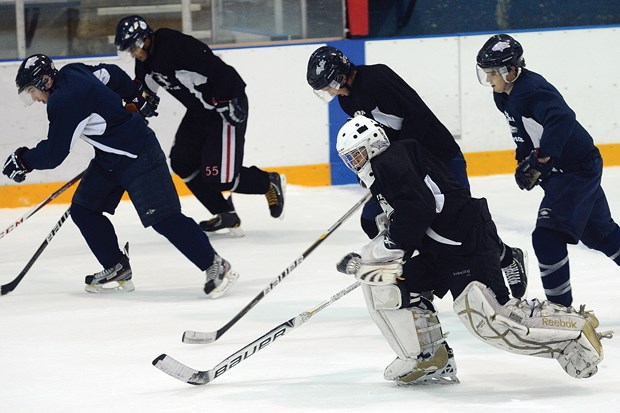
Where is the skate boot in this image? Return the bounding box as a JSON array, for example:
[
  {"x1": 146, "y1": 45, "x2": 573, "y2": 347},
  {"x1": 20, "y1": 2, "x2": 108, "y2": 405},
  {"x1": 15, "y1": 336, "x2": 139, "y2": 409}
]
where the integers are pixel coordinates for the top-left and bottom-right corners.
[
  {"x1": 204, "y1": 254, "x2": 240, "y2": 299},
  {"x1": 199, "y1": 197, "x2": 244, "y2": 237},
  {"x1": 385, "y1": 342, "x2": 459, "y2": 385},
  {"x1": 502, "y1": 247, "x2": 528, "y2": 298},
  {"x1": 85, "y1": 243, "x2": 134, "y2": 293},
  {"x1": 265, "y1": 172, "x2": 286, "y2": 219}
]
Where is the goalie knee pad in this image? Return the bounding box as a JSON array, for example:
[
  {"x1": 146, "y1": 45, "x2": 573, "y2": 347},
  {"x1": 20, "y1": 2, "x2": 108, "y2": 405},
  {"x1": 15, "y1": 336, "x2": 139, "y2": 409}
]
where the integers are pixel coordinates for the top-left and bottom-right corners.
[{"x1": 453, "y1": 281, "x2": 609, "y2": 378}]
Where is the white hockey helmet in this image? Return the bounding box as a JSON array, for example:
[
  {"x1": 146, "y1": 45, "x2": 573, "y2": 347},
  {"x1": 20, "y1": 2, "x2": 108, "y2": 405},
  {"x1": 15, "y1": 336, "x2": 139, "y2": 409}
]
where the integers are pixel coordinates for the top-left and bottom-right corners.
[{"x1": 336, "y1": 115, "x2": 390, "y2": 184}]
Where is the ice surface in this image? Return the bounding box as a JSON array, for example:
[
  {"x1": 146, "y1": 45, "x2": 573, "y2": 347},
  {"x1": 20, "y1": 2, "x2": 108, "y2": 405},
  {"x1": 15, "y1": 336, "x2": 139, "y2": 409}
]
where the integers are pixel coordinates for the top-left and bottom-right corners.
[{"x1": 1, "y1": 169, "x2": 619, "y2": 412}]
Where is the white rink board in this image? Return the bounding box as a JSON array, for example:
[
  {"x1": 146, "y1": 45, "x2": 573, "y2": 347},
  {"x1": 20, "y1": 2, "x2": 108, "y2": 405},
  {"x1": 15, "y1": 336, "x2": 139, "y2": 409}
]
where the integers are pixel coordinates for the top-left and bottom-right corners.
[{"x1": 0, "y1": 26, "x2": 618, "y2": 186}]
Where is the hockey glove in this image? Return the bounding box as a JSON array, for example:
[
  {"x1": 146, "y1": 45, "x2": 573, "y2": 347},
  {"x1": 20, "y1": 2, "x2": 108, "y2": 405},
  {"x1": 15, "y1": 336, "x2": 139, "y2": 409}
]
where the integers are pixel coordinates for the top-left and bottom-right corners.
[
  {"x1": 213, "y1": 98, "x2": 247, "y2": 126},
  {"x1": 336, "y1": 252, "x2": 362, "y2": 275},
  {"x1": 127, "y1": 80, "x2": 160, "y2": 118},
  {"x1": 355, "y1": 232, "x2": 405, "y2": 285},
  {"x1": 3, "y1": 147, "x2": 31, "y2": 183},
  {"x1": 515, "y1": 150, "x2": 554, "y2": 191}
]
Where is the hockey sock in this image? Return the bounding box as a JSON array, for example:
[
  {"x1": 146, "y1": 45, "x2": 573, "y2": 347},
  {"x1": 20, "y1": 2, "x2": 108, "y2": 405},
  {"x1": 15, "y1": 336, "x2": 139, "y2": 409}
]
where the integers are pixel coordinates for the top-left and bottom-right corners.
[
  {"x1": 532, "y1": 227, "x2": 572, "y2": 307},
  {"x1": 152, "y1": 212, "x2": 215, "y2": 270},
  {"x1": 70, "y1": 203, "x2": 123, "y2": 268},
  {"x1": 596, "y1": 226, "x2": 620, "y2": 265},
  {"x1": 232, "y1": 166, "x2": 270, "y2": 194},
  {"x1": 184, "y1": 175, "x2": 231, "y2": 214},
  {"x1": 498, "y1": 241, "x2": 514, "y2": 268}
]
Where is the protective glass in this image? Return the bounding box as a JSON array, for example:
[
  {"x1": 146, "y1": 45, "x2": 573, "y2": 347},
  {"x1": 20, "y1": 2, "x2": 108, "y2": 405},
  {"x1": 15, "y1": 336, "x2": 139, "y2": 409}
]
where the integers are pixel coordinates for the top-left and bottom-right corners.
[
  {"x1": 18, "y1": 85, "x2": 36, "y2": 106},
  {"x1": 312, "y1": 74, "x2": 346, "y2": 103},
  {"x1": 117, "y1": 38, "x2": 145, "y2": 62},
  {"x1": 340, "y1": 146, "x2": 369, "y2": 172},
  {"x1": 476, "y1": 65, "x2": 510, "y2": 85}
]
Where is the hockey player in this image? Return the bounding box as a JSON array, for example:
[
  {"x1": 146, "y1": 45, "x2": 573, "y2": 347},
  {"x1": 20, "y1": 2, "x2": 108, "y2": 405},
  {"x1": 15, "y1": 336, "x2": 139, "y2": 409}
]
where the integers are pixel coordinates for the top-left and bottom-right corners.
[
  {"x1": 3, "y1": 54, "x2": 239, "y2": 298},
  {"x1": 306, "y1": 45, "x2": 528, "y2": 298},
  {"x1": 476, "y1": 34, "x2": 620, "y2": 306},
  {"x1": 114, "y1": 15, "x2": 285, "y2": 237},
  {"x1": 335, "y1": 115, "x2": 610, "y2": 385}
]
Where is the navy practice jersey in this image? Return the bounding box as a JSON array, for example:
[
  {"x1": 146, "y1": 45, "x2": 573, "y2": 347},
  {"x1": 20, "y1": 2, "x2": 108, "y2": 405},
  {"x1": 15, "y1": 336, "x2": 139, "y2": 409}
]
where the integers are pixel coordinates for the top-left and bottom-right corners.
[
  {"x1": 134, "y1": 28, "x2": 246, "y2": 112},
  {"x1": 493, "y1": 69, "x2": 599, "y2": 168},
  {"x1": 338, "y1": 64, "x2": 461, "y2": 163},
  {"x1": 22, "y1": 63, "x2": 150, "y2": 171},
  {"x1": 369, "y1": 139, "x2": 481, "y2": 253}
]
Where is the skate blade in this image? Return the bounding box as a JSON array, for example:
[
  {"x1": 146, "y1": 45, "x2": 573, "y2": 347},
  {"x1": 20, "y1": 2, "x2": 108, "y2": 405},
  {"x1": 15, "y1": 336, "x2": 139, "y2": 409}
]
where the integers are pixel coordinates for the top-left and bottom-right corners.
[
  {"x1": 277, "y1": 174, "x2": 287, "y2": 221},
  {"x1": 207, "y1": 270, "x2": 240, "y2": 299},
  {"x1": 396, "y1": 375, "x2": 460, "y2": 386},
  {"x1": 203, "y1": 226, "x2": 245, "y2": 238},
  {"x1": 85, "y1": 280, "x2": 135, "y2": 293}
]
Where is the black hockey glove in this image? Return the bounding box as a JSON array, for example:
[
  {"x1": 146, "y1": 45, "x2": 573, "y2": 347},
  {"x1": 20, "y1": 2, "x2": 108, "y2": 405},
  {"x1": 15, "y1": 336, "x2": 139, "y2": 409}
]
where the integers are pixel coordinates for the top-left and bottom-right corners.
[
  {"x1": 336, "y1": 252, "x2": 362, "y2": 275},
  {"x1": 127, "y1": 80, "x2": 160, "y2": 118},
  {"x1": 515, "y1": 150, "x2": 554, "y2": 191},
  {"x1": 3, "y1": 147, "x2": 31, "y2": 183},
  {"x1": 213, "y1": 98, "x2": 247, "y2": 126}
]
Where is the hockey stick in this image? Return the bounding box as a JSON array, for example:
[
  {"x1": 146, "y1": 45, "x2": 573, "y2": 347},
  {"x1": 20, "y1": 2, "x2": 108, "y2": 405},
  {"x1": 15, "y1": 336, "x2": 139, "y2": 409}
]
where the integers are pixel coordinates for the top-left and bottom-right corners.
[
  {"x1": 0, "y1": 171, "x2": 84, "y2": 240},
  {"x1": 182, "y1": 191, "x2": 371, "y2": 344},
  {"x1": 1, "y1": 206, "x2": 71, "y2": 296},
  {"x1": 153, "y1": 281, "x2": 360, "y2": 385}
]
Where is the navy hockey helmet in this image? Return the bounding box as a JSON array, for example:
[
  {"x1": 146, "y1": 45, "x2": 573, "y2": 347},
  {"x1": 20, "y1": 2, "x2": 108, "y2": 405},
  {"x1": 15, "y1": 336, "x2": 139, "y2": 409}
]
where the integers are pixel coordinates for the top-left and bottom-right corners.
[
  {"x1": 306, "y1": 46, "x2": 352, "y2": 91},
  {"x1": 16, "y1": 54, "x2": 57, "y2": 93},
  {"x1": 476, "y1": 34, "x2": 525, "y2": 86},
  {"x1": 115, "y1": 15, "x2": 153, "y2": 52},
  {"x1": 16, "y1": 54, "x2": 57, "y2": 106},
  {"x1": 476, "y1": 34, "x2": 525, "y2": 69}
]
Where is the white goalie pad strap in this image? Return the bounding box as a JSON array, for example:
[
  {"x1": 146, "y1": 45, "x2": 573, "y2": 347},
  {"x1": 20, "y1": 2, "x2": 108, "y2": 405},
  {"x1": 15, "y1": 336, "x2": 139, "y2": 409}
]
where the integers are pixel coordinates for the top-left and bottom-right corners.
[
  {"x1": 362, "y1": 284, "x2": 420, "y2": 359},
  {"x1": 453, "y1": 281, "x2": 604, "y2": 378}
]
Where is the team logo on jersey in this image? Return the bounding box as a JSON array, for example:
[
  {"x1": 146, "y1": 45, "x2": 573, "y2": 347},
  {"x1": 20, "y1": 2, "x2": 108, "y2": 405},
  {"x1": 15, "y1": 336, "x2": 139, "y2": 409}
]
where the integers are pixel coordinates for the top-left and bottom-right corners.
[
  {"x1": 316, "y1": 60, "x2": 326, "y2": 75},
  {"x1": 537, "y1": 208, "x2": 552, "y2": 220},
  {"x1": 492, "y1": 41, "x2": 511, "y2": 52}
]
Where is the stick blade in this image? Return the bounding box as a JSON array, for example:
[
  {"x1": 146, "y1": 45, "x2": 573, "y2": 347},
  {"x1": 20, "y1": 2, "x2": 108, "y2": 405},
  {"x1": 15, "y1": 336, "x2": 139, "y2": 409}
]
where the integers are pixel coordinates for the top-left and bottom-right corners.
[
  {"x1": 152, "y1": 354, "x2": 212, "y2": 385},
  {"x1": 182, "y1": 330, "x2": 218, "y2": 344}
]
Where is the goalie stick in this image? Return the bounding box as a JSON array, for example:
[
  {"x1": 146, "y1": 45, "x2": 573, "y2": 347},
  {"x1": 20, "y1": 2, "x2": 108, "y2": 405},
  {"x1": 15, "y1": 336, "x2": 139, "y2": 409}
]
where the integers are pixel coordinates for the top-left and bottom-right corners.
[
  {"x1": 1, "y1": 206, "x2": 71, "y2": 296},
  {"x1": 153, "y1": 281, "x2": 360, "y2": 385},
  {"x1": 0, "y1": 171, "x2": 84, "y2": 240},
  {"x1": 182, "y1": 191, "x2": 371, "y2": 344}
]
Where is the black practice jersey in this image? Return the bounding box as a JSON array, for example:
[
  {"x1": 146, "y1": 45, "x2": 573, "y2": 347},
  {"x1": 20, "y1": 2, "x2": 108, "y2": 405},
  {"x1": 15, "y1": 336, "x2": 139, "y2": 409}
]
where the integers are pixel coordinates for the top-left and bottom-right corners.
[
  {"x1": 134, "y1": 28, "x2": 246, "y2": 112},
  {"x1": 369, "y1": 139, "x2": 483, "y2": 253},
  {"x1": 338, "y1": 64, "x2": 461, "y2": 162}
]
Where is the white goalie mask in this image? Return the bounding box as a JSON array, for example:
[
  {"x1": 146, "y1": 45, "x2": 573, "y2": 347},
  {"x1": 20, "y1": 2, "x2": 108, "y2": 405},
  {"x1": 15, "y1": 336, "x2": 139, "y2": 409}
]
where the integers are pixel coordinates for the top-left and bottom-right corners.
[{"x1": 336, "y1": 115, "x2": 390, "y2": 187}]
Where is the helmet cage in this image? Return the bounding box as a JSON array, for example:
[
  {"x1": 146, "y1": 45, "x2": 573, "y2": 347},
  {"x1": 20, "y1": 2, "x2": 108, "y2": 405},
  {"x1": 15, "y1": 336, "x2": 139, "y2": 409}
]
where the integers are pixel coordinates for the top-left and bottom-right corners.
[{"x1": 336, "y1": 116, "x2": 390, "y2": 176}]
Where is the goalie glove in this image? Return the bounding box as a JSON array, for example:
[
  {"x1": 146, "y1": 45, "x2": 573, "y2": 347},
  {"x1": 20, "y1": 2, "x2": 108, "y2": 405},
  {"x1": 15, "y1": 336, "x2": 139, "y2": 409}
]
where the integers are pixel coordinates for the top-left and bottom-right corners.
[
  {"x1": 126, "y1": 80, "x2": 160, "y2": 118},
  {"x1": 356, "y1": 232, "x2": 405, "y2": 285},
  {"x1": 212, "y1": 97, "x2": 247, "y2": 126},
  {"x1": 515, "y1": 150, "x2": 554, "y2": 191},
  {"x1": 3, "y1": 147, "x2": 31, "y2": 183}
]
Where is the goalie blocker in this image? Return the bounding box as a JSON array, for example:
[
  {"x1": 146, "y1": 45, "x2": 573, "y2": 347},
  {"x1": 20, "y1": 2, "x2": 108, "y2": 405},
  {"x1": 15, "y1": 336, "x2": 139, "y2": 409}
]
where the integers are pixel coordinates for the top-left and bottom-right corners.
[{"x1": 454, "y1": 281, "x2": 612, "y2": 379}]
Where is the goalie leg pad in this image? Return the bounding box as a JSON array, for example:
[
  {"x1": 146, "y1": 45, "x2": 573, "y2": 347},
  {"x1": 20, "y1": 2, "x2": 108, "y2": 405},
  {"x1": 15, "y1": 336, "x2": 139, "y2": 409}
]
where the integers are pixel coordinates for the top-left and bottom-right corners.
[
  {"x1": 453, "y1": 281, "x2": 606, "y2": 378},
  {"x1": 362, "y1": 285, "x2": 458, "y2": 384}
]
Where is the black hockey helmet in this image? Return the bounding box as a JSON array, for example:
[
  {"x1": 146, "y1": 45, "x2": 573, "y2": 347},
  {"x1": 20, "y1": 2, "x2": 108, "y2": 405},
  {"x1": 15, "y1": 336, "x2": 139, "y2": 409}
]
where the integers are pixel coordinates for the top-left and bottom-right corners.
[
  {"x1": 476, "y1": 34, "x2": 525, "y2": 69},
  {"x1": 16, "y1": 54, "x2": 57, "y2": 93},
  {"x1": 115, "y1": 15, "x2": 153, "y2": 52},
  {"x1": 306, "y1": 46, "x2": 352, "y2": 90}
]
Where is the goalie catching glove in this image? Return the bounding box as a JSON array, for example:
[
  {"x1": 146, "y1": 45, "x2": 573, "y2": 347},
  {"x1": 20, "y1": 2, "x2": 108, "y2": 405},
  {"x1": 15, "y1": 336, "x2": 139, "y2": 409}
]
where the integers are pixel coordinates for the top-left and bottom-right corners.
[
  {"x1": 515, "y1": 149, "x2": 554, "y2": 190},
  {"x1": 125, "y1": 80, "x2": 160, "y2": 118},
  {"x1": 337, "y1": 232, "x2": 405, "y2": 285}
]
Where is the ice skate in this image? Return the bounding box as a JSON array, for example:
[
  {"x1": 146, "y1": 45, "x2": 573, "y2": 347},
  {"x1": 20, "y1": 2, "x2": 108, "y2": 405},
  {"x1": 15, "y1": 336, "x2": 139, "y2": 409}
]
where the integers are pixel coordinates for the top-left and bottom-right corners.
[
  {"x1": 266, "y1": 172, "x2": 286, "y2": 219},
  {"x1": 204, "y1": 254, "x2": 239, "y2": 298},
  {"x1": 85, "y1": 243, "x2": 134, "y2": 293},
  {"x1": 199, "y1": 197, "x2": 244, "y2": 237},
  {"x1": 502, "y1": 247, "x2": 528, "y2": 298},
  {"x1": 385, "y1": 343, "x2": 459, "y2": 385}
]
